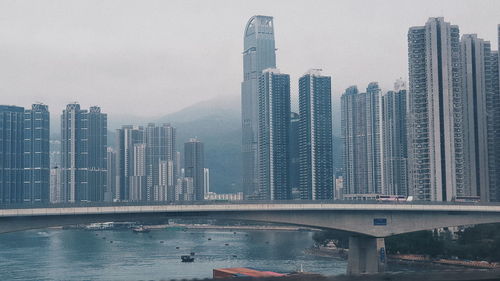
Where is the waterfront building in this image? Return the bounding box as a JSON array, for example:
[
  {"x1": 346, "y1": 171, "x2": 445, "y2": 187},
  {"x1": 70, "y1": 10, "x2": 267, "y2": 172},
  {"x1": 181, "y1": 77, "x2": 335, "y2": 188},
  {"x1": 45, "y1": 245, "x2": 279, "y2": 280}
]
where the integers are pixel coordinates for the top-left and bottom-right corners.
[
  {"x1": 116, "y1": 125, "x2": 144, "y2": 201},
  {"x1": 204, "y1": 192, "x2": 243, "y2": 201},
  {"x1": 288, "y1": 112, "x2": 300, "y2": 197},
  {"x1": 144, "y1": 123, "x2": 176, "y2": 201},
  {"x1": 49, "y1": 167, "x2": 62, "y2": 203},
  {"x1": 341, "y1": 83, "x2": 383, "y2": 196},
  {"x1": 258, "y1": 69, "x2": 291, "y2": 200},
  {"x1": 158, "y1": 160, "x2": 175, "y2": 201},
  {"x1": 130, "y1": 143, "x2": 146, "y2": 201},
  {"x1": 486, "y1": 26, "x2": 500, "y2": 202},
  {"x1": 381, "y1": 85, "x2": 408, "y2": 196},
  {"x1": 175, "y1": 177, "x2": 194, "y2": 201},
  {"x1": 407, "y1": 17, "x2": 464, "y2": 201},
  {"x1": 106, "y1": 148, "x2": 117, "y2": 202},
  {"x1": 61, "y1": 104, "x2": 107, "y2": 202},
  {"x1": 298, "y1": 70, "x2": 334, "y2": 200},
  {"x1": 184, "y1": 138, "x2": 204, "y2": 201},
  {"x1": 23, "y1": 103, "x2": 50, "y2": 203},
  {"x1": 0, "y1": 105, "x2": 25, "y2": 203},
  {"x1": 241, "y1": 15, "x2": 277, "y2": 200},
  {"x1": 203, "y1": 168, "x2": 210, "y2": 195},
  {"x1": 460, "y1": 34, "x2": 496, "y2": 200}
]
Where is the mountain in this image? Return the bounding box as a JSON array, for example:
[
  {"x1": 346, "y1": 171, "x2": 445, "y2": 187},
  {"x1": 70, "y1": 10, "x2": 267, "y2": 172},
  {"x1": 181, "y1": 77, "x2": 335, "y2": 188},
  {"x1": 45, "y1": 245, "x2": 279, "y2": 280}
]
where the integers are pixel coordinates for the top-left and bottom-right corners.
[{"x1": 156, "y1": 95, "x2": 242, "y2": 194}]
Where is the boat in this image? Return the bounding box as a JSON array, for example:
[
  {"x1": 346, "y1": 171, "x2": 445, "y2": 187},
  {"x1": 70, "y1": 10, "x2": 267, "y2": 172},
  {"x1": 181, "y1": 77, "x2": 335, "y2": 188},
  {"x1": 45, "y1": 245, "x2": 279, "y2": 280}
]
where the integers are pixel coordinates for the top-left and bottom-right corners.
[
  {"x1": 132, "y1": 226, "x2": 150, "y2": 233},
  {"x1": 181, "y1": 255, "x2": 195, "y2": 262}
]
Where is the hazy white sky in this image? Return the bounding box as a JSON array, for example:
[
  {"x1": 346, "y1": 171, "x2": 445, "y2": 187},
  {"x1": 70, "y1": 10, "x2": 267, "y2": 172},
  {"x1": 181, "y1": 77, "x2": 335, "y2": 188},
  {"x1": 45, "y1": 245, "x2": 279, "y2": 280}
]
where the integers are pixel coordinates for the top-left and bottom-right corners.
[{"x1": 1, "y1": 0, "x2": 499, "y2": 117}]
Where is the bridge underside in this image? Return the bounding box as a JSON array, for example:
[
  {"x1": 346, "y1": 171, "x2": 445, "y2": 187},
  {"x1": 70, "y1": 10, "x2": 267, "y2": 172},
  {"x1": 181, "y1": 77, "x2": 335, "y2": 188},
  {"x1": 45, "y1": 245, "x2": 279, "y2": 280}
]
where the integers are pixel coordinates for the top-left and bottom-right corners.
[{"x1": 2, "y1": 206, "x2": 500, "y2": 275}]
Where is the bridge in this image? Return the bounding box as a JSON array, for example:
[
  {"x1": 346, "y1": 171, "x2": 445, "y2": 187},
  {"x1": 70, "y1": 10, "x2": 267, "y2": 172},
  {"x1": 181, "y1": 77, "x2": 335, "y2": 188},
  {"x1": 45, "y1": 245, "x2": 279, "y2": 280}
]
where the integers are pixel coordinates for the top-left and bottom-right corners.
[{"x1": 2, "y1": 201, "x2": 500, "y2": 275}]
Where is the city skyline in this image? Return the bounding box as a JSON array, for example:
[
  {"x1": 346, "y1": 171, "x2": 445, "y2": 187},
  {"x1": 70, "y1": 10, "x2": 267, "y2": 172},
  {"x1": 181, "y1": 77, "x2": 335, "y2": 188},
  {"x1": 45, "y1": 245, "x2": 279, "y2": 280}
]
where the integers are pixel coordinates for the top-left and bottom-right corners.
[{"x1": 1, "y1": 1, "x2": 499, "y2": 118}]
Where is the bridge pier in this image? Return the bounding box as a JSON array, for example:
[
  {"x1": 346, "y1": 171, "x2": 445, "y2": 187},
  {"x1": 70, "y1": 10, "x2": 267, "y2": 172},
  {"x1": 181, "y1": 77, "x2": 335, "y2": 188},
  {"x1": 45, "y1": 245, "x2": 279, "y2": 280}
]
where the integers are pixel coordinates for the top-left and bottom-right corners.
[{"x1": 347, "y1": 236, "x2": 386, "y2": 275}]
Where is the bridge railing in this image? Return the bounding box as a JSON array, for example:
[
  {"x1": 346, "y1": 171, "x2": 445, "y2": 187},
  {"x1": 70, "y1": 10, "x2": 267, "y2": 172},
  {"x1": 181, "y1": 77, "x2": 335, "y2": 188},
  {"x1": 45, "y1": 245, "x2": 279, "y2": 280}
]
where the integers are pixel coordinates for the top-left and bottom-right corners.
[{"x1": 0, "y1": 199, "x2": 495, "y2": 210}]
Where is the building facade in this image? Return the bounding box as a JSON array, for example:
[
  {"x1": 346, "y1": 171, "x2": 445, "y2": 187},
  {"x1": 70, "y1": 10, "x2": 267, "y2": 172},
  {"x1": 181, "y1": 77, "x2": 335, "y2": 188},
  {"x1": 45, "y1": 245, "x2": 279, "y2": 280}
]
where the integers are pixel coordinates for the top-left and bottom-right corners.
[
  {"x1": 0, "y1": 105, "x2": 25, "y2": 204},
  {"x1": 288, "y1": 112, "x2": 300, "y2": 198},
  {"x1": 184, "y1": 138, "x2": 204, "y2": 201},
  {"x1": 460, "y1": 34, "x2": 494, "y2": 200},
  {"x1": 258, "y1": 69, "x2": 291, "y2": 200},
  {"x1": 241, "y1": 15, "x2": 277, "y2": 199},
  {"x1": 116, "y1": 125, "x2": 144, "y2": 201},
  {"x1": 341, "y1": 83, "x2": 384, "y2": 196},
  {"x1": 381, "y1": 87, "x2": 408, "y2": 196},
  {"x1": 23, "y1": 103, "x2": 50, "y2": 203},
  {"x1": 61, "y1": 104, "x2": 107, "y2": 202},
  {"x1": 407, "y1": 17, "x2": 464, "y2": 201},
  {"x1": 298, "y1": 70, "x2": 334, "y2": 200}
]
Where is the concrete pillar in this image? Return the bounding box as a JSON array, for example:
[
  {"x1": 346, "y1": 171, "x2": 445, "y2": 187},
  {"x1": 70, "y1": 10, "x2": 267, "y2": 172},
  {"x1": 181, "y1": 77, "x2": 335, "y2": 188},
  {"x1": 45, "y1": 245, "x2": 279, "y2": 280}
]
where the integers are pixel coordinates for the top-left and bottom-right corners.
[{"x1": 347, "y1": 236, "x2": 386, "y2": 275}]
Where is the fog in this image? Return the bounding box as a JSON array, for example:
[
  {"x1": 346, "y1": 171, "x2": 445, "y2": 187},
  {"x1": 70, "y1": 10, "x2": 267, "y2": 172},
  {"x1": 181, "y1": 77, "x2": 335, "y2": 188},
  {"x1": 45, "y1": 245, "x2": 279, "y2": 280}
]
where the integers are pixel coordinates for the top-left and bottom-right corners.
[{"x1": 0, "y1": 0, "x2": 499, "y2": 117}]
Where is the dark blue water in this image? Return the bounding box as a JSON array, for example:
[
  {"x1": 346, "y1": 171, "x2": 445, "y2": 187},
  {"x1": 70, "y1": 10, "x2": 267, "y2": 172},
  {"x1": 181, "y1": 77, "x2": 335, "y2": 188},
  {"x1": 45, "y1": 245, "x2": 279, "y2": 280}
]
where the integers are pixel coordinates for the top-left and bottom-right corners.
[{"x1": 0, "y1": 228, "x2": 348, "y2": 280}]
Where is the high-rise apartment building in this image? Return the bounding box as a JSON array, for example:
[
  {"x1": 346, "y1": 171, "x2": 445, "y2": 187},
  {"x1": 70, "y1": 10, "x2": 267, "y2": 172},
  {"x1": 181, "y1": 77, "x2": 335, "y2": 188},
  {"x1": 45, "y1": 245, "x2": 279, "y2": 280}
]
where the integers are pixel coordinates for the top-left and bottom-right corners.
[
  {"x1": 0, "y1": 105, "x2": 25, "y2": 204},
  {"x1": 61, "y1": 104, "x2": 107, "y2": 202},
  {"x1": 23, "y1": 103, "x2": 50, "y2": 203},
  {"x1": 203, "y1": 168, "x2": 210, "y2": 195},
  {"x1": 106, "y1": 147, "x2": 117, "y2": 202},
  {"x1": 130, "y1": 143, "x2": 146, "y2": 201},
  {"x1": 144, "y1": 123, "x2": 176, "y2": 201},
  {"x1": 258, "y1": 69, "x2": 291, "y2": 200},
  {"x1": 407, "y1": 17, "x2": 464, "y2": 201},
  {"x1": 341, "y1": 83, "x2": 384, "y2": 196},
  {"x1": 242, "y1": 15, "x2": 277, "y2": 199},
  {"x1": 488, "y1": 25, "x2": 500, "y2": 201},
  {"x1": 382, "y1": 86, "x2": 408, "y2": 196},
  {"x1": 460, "y1": 34, "x2": 495, "y2": 200},
  {"x1": 299, "y1": 70, "x2": 334, "y2": 200},
  {"x1": 184, "y1": 138, "x2": 204, "y2": 201},
  {"x1": 116, "y1": 125, "x2": 144, "y2": 201}
]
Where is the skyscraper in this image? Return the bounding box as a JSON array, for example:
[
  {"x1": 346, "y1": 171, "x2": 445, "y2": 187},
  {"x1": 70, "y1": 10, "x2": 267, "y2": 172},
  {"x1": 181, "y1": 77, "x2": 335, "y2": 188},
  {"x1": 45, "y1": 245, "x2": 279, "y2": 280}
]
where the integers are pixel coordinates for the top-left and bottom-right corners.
[
  {"x1": 116, "y1": 125, "x2": 144, "y2": 201},
  {"x1": 381, "y1": 85, "x2": 408, "y2": 196},
  {"x1": 407, "y1": 17, "x2": 464, "y2": 201},
  {"x1": 299, "y1": 70, "x2": 334, "y2": 200},
  {"x1": 203, "y1": 168, "x2": 210, "y2": 195},
  {"x1": 61, "y1": 104, "x2": 107, "y2": 202},
  {"x1": 23, "y1": 103, "x2": 50, "y2": 203},
  {"x1": 258, "y1": 69, "x2": 291, "y2": 200},
  {"x1": 242, "y1": 15, "x2": 277, "y2": 199},
  {"x1": 184, "y1": 138, "x2": 204, "y2": 201},
  {"x1": 106, "y1": 147, "x2": 117, "y2": 202},
  {"x1": 460, "y1": 34, "x2": 493, "y2": 200},
  {"x1": 144, "y1": 123, "x2": 176, "y2": 201},
  {"x1": 0, "y1": 105, "x2": 24, "y2": 204},
  {"x1": 341, "y1": 83, "x2": 383, "y2": 196},
  {"x1": 488, "y1": 25, "x2": 500, "y2": 201}
]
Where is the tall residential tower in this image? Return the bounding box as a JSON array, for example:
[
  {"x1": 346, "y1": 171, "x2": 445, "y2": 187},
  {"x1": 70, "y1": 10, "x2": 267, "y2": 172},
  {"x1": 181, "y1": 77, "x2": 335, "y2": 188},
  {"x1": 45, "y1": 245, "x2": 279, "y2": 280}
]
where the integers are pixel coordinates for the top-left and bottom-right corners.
[
  {"x1": 258, "y1": 69, "x2": 291, "y2": 200},
  {"x1": 407, "y1": 17, "x2": 464, "y2": 201},
  {"x1": 298, "y1": 70, "x2": 334, "y2": 200}
]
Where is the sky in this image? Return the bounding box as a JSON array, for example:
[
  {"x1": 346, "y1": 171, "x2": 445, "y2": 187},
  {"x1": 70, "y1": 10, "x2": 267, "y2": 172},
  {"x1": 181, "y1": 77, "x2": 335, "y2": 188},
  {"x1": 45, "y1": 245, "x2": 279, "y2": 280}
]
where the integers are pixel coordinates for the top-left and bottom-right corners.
[{"x1": 1, "y1": 0, "x2": 499, "y2": 118}]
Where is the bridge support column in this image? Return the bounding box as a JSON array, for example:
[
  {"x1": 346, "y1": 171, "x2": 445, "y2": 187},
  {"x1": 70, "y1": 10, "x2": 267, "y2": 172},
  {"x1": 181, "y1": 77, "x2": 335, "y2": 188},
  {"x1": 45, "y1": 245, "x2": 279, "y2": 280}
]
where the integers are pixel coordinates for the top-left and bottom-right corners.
[{"x1": 347, "y1": 236, "x2": 386, "y2": 275}]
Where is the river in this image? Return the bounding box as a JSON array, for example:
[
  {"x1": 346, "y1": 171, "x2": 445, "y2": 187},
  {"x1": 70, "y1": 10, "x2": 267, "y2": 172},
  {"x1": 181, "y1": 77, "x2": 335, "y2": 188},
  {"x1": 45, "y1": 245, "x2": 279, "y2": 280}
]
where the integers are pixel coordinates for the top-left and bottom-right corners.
[{"x1": 0, "y1": 227, "x2": 448, "y2": 280}]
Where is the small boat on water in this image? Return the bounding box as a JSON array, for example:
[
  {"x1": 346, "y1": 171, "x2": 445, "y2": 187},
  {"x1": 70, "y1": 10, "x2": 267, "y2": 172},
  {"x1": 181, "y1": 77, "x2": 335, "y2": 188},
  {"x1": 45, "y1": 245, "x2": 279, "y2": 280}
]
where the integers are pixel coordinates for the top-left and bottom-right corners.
[
  {"x1": 132, "y1": 226, "x2": 150, "y2": 233},
  {"x1": 181, "y1": 255, "x2": 194, "y2": 262}
]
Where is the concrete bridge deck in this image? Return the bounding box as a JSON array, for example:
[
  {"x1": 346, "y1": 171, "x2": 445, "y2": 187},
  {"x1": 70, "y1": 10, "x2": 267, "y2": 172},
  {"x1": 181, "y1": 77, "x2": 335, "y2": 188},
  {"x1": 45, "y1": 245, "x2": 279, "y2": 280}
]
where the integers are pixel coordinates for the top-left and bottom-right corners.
[{"x1": 2, "y1": 201, "x2": 500, "y2": 275}]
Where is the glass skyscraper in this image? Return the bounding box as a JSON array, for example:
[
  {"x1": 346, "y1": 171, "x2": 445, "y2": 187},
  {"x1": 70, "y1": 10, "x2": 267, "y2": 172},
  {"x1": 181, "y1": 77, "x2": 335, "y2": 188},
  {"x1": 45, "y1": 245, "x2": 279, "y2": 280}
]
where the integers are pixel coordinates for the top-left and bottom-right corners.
[
  {"x1": 184, "y1": 138, "x2": 204, "y2": 201},
  {"x1": 61, "y1": 104, "x2": 107, "y2": 202},
  {"x1": 0, "y1": 105, "x2": 24, "y2": 204},
  {"x1": 241, "y1": 15, "x2": 277, "y2": 200},
  {"x1": 23, "y1": 103, "x2": 50, "y2": 203},
  {"x1": 258, "y1": 69, "x2": 291, "y2": 200},
  {"x1": 298, "y1": 70, "x2": 333, "y2": 200}
]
